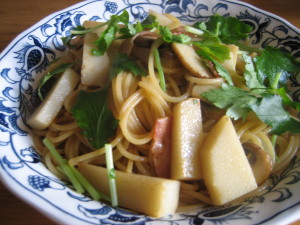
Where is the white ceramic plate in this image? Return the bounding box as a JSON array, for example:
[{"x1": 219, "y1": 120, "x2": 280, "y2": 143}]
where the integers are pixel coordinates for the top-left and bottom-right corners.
[{"x1": 0, "y1": 0, "x2": 300, "y2": 224}]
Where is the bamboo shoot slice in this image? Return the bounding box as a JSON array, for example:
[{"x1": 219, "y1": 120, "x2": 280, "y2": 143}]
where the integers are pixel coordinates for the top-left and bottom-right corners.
[
  {"x1": 27, "y1": 68, "x2": 80, "y2": 130},
  {"x1": 200, "y1": 115, "x2": 257, "y2": 205},
  {"x1": 78, "y1": 163, "x2": 180, "y2": 218},
  {"x1": 172, "y1": 43, "x2": 213, "y2": 78},
  {"x1": 171, "y1": 98, "x2": 203, "y2": 180},
  {"x1": 149, "y1": 10, "x2": 181, "y2": 30},
  {"x1": 81, "y1": 33, "x2": 110, "y2": 88},
  {"x1": 221, "y1": 45, "x2": 239, "y2": 74}
]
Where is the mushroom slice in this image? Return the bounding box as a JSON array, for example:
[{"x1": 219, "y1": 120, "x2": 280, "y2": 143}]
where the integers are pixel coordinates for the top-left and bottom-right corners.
[
  {"x1": 243, "y1": 143, "x2": 273, "y2": 185},
  {"x1": 119, "y1": 31, "x2": 157, "y2": 55},
  {"x1": 200, "y1": 102, "x2": 226, "y2": 123},
  {"x1": 134, "y1": 34, "x2": 158, "y2": 48},
  {"x1": 131, "y1": 46, "x2": 151, "y2": 65},
  {"x1": 171, "y1": 43, "x2": 213, "y2": 78}
]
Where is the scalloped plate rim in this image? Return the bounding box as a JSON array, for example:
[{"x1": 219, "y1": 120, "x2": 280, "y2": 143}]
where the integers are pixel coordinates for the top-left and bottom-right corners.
[{"x1": 0, "y1": 1, "x2": 300, "y2": 225}]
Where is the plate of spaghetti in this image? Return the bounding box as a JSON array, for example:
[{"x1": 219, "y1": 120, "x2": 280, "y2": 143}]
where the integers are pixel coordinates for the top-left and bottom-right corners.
[{"x1": 0, "y1": 0, "x2": 300, "y2": 224}]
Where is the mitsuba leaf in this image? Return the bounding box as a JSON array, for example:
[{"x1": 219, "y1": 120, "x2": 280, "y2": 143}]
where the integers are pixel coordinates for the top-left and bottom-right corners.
[
  {"x1": 92, "y1": 10, "x2": 130, "y2": 56},
  {"x1": 201, "y1": 83, "x2": 257, "y2": 120},
  {"x1": 254, "y1": 46, "x2": 300, "y2": 88},
  {"x1": 119, "y1": 22, "x2": 142, "y2": 38},
  {"x1": 72, "y1": 90, "x2": 119, "y2": 149},
  {"x1": 92, "y1": 25, "x2": 118, "y2": 56},
  {"x1": 243, "y1": 54, "x2": 265, "y2": 89},
  {"x1": 197, "y1": 49, "x2": 233, "y2": 85},
  {"x1": 250, "y1": 94, "x2": 300, "y2": 135},
  {"x1": 158, "y1": 26, "x2": 191, "y2": 44},
  {"x1": 198, "y1": 14, "x2": 253, "y2": 44},
  {"x1": 141, "y1": 14, "x2": 159, "y2": 30},
  {"x1": 109, "y1": 53, "x2": 147, "y2": 81},
  {"x1": 193, "y1": 37, "x2": 230, "y2": 62}
]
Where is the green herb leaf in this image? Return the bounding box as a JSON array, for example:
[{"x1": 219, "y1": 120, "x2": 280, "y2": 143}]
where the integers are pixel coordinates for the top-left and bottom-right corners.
[
  {"x1": 277, "y1": 87, "x2": 300, "y2": 111},
  {"x1": 250, "y1": 94, "x2": 300, "y2": 135},
  {"x1": 197, "y1": 49, "x2": 233, "y2": 85},
  {"x1": 243, "y1": 53, "x2": 265, "y2": 89},
  {"x1": 92, "y1": 10, "x2": 130, "y2": 56},
  {"x1": 92, "y1": 25, "x2": 118, "y2": 56},
  {"x1": 193, "y1": 37, "x2": 230, "y2": 62},
  {"x1": 254, "y1": 46, "x2": 300, "y2": 88},
  {"x1": 201, "y1": 83, "x2": 257, "y2": 120},
  {"x1": 141, "y1": 14, "x2": 159, "y2": 30},
  {"x1": 38, "y1": 63, "x2": 73, "y2": 100},
  {"x1": 203, "y1": 14, "x2": 253, "y2": 44},
  {"x1": 72, "y1": 90, "x2": 119, "y2": 149},
  {"x1": 158, "y1": 26, "x2": 191, "y2": 44},
  {"x1": 197, "y1": 15, "x2": 300, "y2": 135},
  {"x1": 109, "y1": 53, "x2": 147, "y2": 81},
  {"x1": 202, "y1": 84, "x2": 300, "y2": 135},
  {"x1": 118, "y1": 19, "x2": 145, "y2": 39}
]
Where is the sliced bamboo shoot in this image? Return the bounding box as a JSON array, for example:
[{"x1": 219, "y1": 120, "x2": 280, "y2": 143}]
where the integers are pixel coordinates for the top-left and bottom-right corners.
[
  {"x1": 149, "y1": 10, "x2": 181, "y2": 30},
  {"x1": 27, "y1": 68, "x2": 80, "y2": 130},
  {"x1": 171, "y1": 98, "x2": 203, "y2": 180},
  {"x1": 199, "y1": 115, "x2": 257, "y2": 205},
  {"x1": 78, "y1": 163, "x2": 180, "y2": 218},
  {"x1": 221, "y1": 45, "x2": 239, "y2": 74},
  {"x1": 172, "y1": 43, "x2": 213, "y2": 78},
  {"x1": 81, "y1": 33, "x2": 110, "y2": 88}
]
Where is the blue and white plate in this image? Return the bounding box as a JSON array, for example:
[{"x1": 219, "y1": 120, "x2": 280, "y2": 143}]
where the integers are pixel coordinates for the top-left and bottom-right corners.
[{"x1": 0, "y1": 0, "x2": 300, "y2": 224}]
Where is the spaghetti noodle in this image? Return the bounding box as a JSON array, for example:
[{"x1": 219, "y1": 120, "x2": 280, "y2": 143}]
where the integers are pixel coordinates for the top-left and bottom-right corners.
[{"x1": 29, "y1": 11, "x2": 300, "y2": 214}]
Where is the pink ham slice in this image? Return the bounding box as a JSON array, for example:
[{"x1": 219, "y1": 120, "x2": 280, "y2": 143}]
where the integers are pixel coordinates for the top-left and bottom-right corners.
[{"x1": 150, "y1": 117, "x2": 172, "y2": 178}]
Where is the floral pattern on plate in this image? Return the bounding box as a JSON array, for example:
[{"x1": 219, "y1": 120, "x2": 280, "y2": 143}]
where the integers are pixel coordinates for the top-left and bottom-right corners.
[{"x1": 0, "y1": 0, "x2": 299, "y2": 224}]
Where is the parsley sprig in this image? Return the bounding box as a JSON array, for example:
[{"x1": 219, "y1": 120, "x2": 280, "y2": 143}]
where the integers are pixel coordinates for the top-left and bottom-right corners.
[
  {"x1": 71, "y1": 89, "x2": 119, "y2": 149},
  {"x1": 63, "y1": 11, "x2": 300, "y2": 135},
  {"x1": 202, "y1": 47, "x2": 300, "y2": 135},
  {"x1": 194, "y1": 14, "x2": 253, "y2": 44}
]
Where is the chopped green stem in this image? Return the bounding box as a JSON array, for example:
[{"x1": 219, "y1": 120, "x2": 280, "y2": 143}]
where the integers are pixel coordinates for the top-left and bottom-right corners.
[
  {"x1": 184, "y1": 26, "x2": 204, "y2": 36},
  {"x1": 43, "y1": 138, "x2": 84, "y2": 193},
  {"x1": 215, "y1": 21, "x2": 221, "y2": 37},
  {"x1": 105, "y1": 144, "x2": 118, "y2": 207},
  {"x1": 271, "y1": 71, "x2": 282, "y2": 89},
  {"x1": 153, "y1": 48, "x2": 166, "y2": 91},
  {"x1": 271, "y1": 135, "x2": 277, "y2": 148},
  {"x1": 71, "y1": 22, "x2": 108, "y2": 35},
  {"x1": 70, "y1": 166, "x2": 111, "y2": 202}
]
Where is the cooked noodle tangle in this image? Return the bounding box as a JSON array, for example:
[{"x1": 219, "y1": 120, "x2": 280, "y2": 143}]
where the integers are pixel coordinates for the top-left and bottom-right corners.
[{"x1": 30, "y1": 26, "x2": 300, "y2": 211}]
